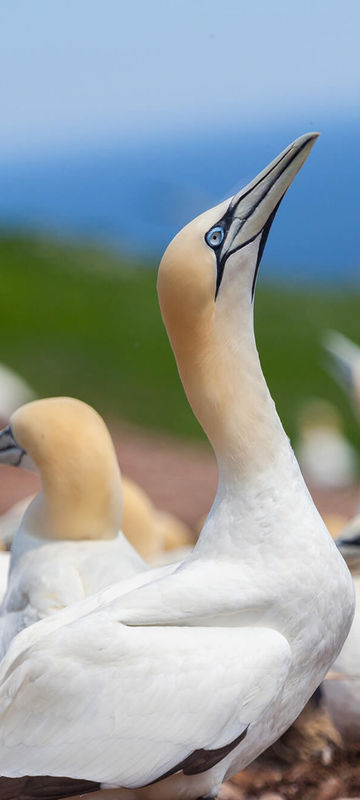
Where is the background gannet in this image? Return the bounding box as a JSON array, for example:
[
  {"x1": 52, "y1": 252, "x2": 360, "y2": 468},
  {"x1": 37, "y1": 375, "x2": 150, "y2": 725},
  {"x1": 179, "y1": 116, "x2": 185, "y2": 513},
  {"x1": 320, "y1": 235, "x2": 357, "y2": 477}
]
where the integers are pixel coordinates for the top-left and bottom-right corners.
[
  {"x1": 0, "y1": 397, "x2": 148, "y2": 655},
  {"x1": 0, "y1": 362, "x2": 34, "y2": 423},
  {"x1": 317, "y1": 332, "x2": 360, "y2": 743},
  {"x1": 324, "y1": 330, "x2": 360, "y2": 417},
  {"x1": 0, "y1": 495, "x2": 33, "y2": 551},
  {"x1": 322, "y1": 526, "x2": 360, "y2": 744},
  {"x1": 0, "y1": 134, "x2": 353, "y2": 800},
  {"x1": 295, "y1": 399, "x2": 358, "y2": 489}
]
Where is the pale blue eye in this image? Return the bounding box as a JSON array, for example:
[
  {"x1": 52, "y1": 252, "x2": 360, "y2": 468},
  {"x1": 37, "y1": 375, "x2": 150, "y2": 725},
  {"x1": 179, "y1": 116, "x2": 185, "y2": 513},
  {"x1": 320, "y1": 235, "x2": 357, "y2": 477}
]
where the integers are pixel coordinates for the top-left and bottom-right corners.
[{"x1": 205, "y1": 225, "x2": 224, "y2": 248}]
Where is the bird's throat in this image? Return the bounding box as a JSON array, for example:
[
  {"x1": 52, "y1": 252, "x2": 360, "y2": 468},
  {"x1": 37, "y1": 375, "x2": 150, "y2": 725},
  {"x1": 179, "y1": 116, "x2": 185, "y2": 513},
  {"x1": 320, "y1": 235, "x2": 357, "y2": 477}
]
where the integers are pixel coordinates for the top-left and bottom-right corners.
[{"x1": 171, "y1": 307, "x2": 290, "y2": 483}]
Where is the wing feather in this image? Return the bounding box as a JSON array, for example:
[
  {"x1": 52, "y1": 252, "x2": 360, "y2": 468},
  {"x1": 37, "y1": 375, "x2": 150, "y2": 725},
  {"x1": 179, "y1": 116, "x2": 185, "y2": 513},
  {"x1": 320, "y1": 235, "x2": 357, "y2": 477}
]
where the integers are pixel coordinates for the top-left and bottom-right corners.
[{"x1": 0, "y1": 619, "x2": 291, "y2": 788}]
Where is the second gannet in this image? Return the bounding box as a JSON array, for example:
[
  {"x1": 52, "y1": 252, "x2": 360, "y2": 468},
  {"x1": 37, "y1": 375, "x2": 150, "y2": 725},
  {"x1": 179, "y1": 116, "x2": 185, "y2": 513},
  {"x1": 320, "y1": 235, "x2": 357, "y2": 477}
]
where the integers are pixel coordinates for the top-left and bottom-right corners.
[
  {"x1": 0, "y1": 362, "x2": 34, "y2": 422},
  {"x1": 0, "y1": 397, "x2": 148, "y2": 656},
  {"x1": 0, "y1": 134, "x2": 354, "y2": 800}
]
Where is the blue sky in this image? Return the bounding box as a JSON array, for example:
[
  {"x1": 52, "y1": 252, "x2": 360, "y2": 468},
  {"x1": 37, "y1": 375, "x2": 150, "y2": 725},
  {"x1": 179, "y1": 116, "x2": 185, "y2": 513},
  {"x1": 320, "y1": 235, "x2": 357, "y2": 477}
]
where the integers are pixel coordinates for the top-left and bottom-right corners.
[
  {"x1": 1, "y1": 0, "x2": 359, "y2": 160},
  {"x1": 1, "y1": 0, "x2": 359, "y2": 278}
]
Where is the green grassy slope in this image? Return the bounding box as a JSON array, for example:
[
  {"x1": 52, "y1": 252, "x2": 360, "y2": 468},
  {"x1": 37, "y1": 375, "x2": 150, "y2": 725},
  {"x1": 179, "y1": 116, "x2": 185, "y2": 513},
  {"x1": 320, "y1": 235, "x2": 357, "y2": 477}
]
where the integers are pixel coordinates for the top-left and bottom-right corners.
[{"x1": 0, "y1": 232, "x2": 359, "y2": 448}]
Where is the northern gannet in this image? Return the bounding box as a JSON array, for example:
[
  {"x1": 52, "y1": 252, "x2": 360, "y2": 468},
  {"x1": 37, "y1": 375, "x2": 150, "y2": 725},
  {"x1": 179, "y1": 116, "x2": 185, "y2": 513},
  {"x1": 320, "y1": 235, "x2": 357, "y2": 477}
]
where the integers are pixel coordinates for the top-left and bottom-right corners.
[
  {"x1": 0, "y1": 363, "x2": 34, "y2": 422},
  {"x1": 0, "y1": 397, "x2": 149, "y2": 655},
  {"x1": 0, "y1": 134, "x2": 354, "y2": 800},
  {"x1": 322, "y1": 526, "x2": 360, "y2": 744}
]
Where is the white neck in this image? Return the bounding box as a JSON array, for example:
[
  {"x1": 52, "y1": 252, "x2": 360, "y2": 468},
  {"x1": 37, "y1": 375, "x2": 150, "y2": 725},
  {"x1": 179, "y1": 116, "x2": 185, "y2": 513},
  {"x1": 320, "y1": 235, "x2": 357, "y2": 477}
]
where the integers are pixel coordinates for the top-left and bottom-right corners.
[
  {"x1": 169, "y1": 290, "x2": 295, "y2": 478},
  {"x1": 163, "y1": 279, "x2": 319, "y2": 556}
]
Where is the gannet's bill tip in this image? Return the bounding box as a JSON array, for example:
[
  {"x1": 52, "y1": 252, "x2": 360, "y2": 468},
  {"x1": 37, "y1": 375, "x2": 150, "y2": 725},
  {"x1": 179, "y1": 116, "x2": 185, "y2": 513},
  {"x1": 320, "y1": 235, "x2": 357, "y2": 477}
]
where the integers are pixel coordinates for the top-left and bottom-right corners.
[{"x1": 291, "y1": 131, "x2": 320, "y2": 145}]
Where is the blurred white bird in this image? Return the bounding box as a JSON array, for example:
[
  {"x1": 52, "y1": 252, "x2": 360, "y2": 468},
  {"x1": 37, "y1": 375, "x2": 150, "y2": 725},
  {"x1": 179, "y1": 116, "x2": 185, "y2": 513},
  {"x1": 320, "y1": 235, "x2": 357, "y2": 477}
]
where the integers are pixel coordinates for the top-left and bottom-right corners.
[
  {"x1": 0, "y1": 397, "x2": 151, "y2": 656},
  {"x1": 322, "y1": 522, "x2": 360, "y2": 744},
  {"x1": 324, "y1": 330, "x2": 360, "y2": 416},
  {"x1": 0, "y1": 362, "x2": 34, "y2": 421},
  {"x1": 319, "y1": 333, "x2": 360, "y2": 743},
  {"x1": 0, "y1": 495, "x2": 33, "y2": 551},
  {"x1": 296, "y1": 398, "x2": 358, "y2": 489}
]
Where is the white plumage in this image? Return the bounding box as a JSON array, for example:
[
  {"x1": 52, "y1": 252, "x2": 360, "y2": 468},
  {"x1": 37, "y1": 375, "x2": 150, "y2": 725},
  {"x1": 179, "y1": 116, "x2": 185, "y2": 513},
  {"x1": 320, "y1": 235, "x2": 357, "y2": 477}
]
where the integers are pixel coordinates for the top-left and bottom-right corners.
[{"x1": 0, "y1": 625, "x2": 291, "y2": 786}]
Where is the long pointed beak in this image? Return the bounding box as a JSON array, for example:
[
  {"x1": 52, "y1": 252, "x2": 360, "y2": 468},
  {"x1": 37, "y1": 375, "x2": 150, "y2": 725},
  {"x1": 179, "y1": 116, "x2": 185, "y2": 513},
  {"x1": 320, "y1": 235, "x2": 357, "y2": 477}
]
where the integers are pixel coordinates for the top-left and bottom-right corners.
[
  {"x1": 0, "y1": 425, "x2": 26, "y2": 467},
  {"x1": 215, "y1": 132, "x2": 319, "y2": 295},
  {"x1": 323, "y1": 330, "x2": 360, "y2": 395}
]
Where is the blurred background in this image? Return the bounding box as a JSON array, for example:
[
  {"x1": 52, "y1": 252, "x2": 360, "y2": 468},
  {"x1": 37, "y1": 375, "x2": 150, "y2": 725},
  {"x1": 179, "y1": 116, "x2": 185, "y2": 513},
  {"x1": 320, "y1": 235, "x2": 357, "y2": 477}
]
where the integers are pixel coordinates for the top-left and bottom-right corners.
[{"x1": 0, "y1": 0, "x2": 359, "y2": 530}]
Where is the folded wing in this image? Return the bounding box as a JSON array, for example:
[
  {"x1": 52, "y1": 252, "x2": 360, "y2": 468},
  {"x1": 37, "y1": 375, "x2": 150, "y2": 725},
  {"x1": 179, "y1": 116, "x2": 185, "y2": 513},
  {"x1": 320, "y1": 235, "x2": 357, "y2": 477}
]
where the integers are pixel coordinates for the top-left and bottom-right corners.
[{"x1": 0, "y1": 619, "x2": 291, "y2": 788}]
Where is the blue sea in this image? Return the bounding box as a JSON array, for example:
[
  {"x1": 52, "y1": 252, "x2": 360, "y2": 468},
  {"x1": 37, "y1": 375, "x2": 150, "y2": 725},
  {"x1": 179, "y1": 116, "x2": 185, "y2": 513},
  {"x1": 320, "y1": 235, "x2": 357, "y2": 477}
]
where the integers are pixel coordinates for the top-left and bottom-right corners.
[{"x1": 0, "y1": 119, "x2": 359, "y2": 283}]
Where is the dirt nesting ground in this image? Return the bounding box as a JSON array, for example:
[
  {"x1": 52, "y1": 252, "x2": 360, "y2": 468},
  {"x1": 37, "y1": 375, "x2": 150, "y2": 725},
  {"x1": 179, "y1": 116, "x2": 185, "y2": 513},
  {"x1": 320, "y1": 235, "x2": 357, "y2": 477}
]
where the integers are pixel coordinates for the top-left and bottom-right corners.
[{"x1": 228, "y1": 750, "x2": 360, "y2": 800}]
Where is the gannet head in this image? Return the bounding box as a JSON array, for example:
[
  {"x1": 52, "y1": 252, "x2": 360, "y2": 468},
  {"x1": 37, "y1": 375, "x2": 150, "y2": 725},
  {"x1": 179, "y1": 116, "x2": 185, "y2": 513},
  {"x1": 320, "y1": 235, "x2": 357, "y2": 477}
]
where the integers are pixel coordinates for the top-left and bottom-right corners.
[
  {"x1": 0, "y1": 397, "x2": 123, "y2": 541},
  {"x1": 159, "y1": 133, "x2": 318, "y2": 318},
  {"x1": 158, "y1": 134, "x2": 319, "y2": 459}
]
